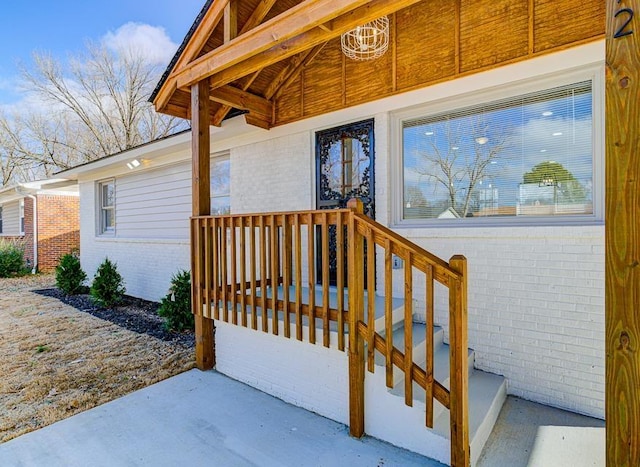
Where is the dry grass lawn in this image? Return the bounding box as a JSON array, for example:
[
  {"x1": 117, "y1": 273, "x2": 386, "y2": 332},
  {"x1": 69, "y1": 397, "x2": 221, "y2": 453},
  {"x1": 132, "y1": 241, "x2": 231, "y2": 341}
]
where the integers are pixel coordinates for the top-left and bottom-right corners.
[{"x1": 0, "y1": 274, "x2": 195, "y2": 443}]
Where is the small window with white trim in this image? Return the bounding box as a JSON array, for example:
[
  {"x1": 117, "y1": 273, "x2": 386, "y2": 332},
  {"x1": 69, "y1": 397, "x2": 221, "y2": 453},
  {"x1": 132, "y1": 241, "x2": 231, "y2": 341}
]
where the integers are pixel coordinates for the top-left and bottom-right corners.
[
  {"x1": 19, "y1": 199, "x2": 25, "y2": 234},
  {"x1": 211, "y1": 155, "x2": 230, "y2": 215},
  {"x1": 397, "y1": 73, "x2": 601, "y2": 225},
  {"x1": 0, "y1": 206, "x2": 3, "y2": 234},
  {"x1": 98, "y1": 179, "x2": 115, "y2": 234}
]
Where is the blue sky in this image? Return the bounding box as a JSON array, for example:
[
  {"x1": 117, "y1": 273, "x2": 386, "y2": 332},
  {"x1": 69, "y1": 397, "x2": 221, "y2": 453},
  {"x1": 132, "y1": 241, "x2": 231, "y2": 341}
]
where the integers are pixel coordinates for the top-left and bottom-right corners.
[{"x1": 0, "y1": 0, "x2": 205, "y2": 104}]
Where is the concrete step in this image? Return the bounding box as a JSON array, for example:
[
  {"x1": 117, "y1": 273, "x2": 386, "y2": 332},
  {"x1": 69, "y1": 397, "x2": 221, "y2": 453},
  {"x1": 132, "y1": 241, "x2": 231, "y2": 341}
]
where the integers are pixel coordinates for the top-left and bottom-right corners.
[{"x1": 371, "y1": 322, "x2": 505, "y2": 466}]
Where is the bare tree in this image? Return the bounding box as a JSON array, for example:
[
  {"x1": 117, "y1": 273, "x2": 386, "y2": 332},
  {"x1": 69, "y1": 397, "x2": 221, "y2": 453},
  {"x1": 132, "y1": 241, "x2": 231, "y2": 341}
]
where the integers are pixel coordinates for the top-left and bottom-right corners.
[
  {"x1": 413, "y1": 117, "x2": 510, "y2": 217},
  {"x1": 0, "y1": 43, "x2": 187, "y2": 186}
]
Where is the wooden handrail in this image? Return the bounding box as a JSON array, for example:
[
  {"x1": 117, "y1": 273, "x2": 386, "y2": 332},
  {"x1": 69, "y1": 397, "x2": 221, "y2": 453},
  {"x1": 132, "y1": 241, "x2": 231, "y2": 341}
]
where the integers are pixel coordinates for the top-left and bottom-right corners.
[{"x1": 191, "y1": 201, "x2": 469, "y2": 466}]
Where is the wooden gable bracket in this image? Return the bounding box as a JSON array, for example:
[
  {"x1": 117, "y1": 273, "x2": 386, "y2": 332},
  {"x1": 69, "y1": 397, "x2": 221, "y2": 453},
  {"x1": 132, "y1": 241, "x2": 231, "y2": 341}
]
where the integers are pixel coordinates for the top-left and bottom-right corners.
[
  {"x1": 210, "y1": 85, "x2": 272, "y2": 122},
  {"x1": 213, "y1": 0, "x2": 279, "y2": 126},
  {"x1": 174, "y1": 0, "x2": 421, "y2": 93},
  {"x1": 172, "y1": 0, "x2": 373, "y2": 90},
  {"x1": 154, "y1": 0, "x2": 230, "y2": 113}
]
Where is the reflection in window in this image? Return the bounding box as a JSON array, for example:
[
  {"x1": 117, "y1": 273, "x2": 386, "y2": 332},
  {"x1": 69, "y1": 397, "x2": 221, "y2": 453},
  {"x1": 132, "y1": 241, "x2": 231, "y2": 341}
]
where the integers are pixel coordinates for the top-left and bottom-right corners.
[
  {"x1": 323, "y1": 137, "x2": 369, "y2": 197},
  {"x1": 402, "y1": 81, "x2": 593, "y2": 221},
  {"x1": 211, "y1": 156, "x2": 230, "y2": 215}
]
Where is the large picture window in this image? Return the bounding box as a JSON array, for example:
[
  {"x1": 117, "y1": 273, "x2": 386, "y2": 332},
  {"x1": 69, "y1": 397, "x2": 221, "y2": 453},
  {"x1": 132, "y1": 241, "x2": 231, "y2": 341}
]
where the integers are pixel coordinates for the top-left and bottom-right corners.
[
  {"x1": 400, "y1": 79, "x2": 597, "y2": 224},
  {"x1": 98, "y1": 179, "x2": 115, "y2": 234},
  {"x1": 211, "y1": 155, "x2": 230, "y2": 215}
]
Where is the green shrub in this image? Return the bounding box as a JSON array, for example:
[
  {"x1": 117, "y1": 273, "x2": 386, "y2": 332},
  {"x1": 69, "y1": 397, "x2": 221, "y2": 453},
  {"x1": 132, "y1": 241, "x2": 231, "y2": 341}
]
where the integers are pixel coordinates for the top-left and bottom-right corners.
[
  {"x1": 0, "y1": 239, "x2": 28, "y2": 278},
  {"x1": 55, "y1": 252, "x2": 87, "y2": 295},
  {"x1": 90, "y1": 258, "x2": 125, "y2": 308},
  {"x1": 157, "y1": 270, "x2": 194, "y2": 332}
]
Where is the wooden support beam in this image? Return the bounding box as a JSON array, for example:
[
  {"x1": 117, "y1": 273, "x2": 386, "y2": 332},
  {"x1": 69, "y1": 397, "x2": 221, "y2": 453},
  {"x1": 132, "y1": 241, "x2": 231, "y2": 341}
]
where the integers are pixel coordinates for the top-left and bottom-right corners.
[
  {"x1": 212, "y1": 71, "x2": 262, "y2": 126},
  {"x1": 210, "y1": 0, "x2": 278, "y2": 125},
  {"x1": 191, "y1": 79, "x2": 214, "y2": 371},
  {"x1": 224, "y1": 0, "x2": 238, "y2": 43},
  {"x1": 242, "y1": 0, "x2": 278, "y2": 35},
  {"x1": 174, "y1": 0, "x2": 374, "y2": 89},
  {"x1": 449, "y1": 255, "x2": 469, "y2": 467},
  {"x1": 245, "y1": 114, "x2": 272, "y2": 130},
  {"x1": 347, "y1": 198, "x2": 365, "y2": 438},
  {"x1": 154, "y1": 0, "x2": 230, "y2": 112},
  {"x1": 210, "y1": 85, "x2": 272, "y2": 119},
  {"x1": 178, "y1": 0, "x2": 421, "y2": 91},
  {"x1": 605, "y1": 1, "x2": 640, "y2": 465}
]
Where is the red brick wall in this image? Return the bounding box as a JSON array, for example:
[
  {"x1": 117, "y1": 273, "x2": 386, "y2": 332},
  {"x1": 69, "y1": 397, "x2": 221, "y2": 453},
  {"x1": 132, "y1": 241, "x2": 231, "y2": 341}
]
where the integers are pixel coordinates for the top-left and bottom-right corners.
[{"x1": 35, "y1": 195, "x2": 80, "y2": 272}]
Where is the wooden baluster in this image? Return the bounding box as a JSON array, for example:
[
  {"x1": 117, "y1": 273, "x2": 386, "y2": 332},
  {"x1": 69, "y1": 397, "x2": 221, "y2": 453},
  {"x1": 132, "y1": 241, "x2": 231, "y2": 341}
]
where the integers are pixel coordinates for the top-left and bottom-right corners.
[
  {"x1": 260, "y1": 216, "x2": 268, "y2": 332},
  {"x1": 404, "y1": 251, "x2": 413, "y2": 406},
  {"x1": 192, "y1": 218, "x2": 202, "y2": 319},
  {"x1": 212, "y1": 217, "x2": 220, "y2": 320},
  {"x1": 230, "y1": 217, "x2": 238, "y2": 325},
  {"x1": 347, "y1": 199, "x2": 365, "y2": 438},
  {"x1": 283, "y1": 214, "x2": 291, "y2": 338},
  {"x1": 295, "y1": 213, "x2": 303, "y2": 341},
  {"x1": 336, "y1": 210, "x2": 345, "y2": 351},
  {"x1": 203, "y1": 218, "x2": 212, "y2": 318},
  {"x1": 449, "y1": 255, "x2": 469, "y2": 467},
  {"x1": 384, "y1": 238, "x2": 393, "y2": 388},
  {"x1": 307, "y1": 215, "x2": 316, "y2": 344},
  {"x1": 425, "y1": 265, "x2": 435, "y2": 428},
  {"x1": 366, "y1": 227, "x2": 376, "y2": 372},
  {"x1": 250, "y1": 216, "x2": 257, "y2": 330},
  {"x1": 322, "y1": 212, "x2": 330, "y2": 348},
  {"x1": 221, "y1": 217, "x2": 228, "y2": 322},
  {"x1": 240, "y1": 217, "x2": 247, "y2": 327},
  {"x1": 270, "y1": 214, "x2": 279, "y2": 335}
]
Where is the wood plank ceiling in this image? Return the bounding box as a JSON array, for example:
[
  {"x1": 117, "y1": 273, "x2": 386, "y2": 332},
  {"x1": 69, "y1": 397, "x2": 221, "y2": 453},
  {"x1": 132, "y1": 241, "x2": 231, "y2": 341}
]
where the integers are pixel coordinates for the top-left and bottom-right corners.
[{"x1": 152, "y1": 0, "x2": 422, "y2": 129}]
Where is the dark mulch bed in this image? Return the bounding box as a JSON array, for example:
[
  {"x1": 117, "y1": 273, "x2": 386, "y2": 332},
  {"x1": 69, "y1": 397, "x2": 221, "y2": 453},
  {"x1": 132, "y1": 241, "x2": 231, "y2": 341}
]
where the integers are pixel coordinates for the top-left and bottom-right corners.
[{"x1": 34, "y1": 288, "x2": 195, "y2": 349}]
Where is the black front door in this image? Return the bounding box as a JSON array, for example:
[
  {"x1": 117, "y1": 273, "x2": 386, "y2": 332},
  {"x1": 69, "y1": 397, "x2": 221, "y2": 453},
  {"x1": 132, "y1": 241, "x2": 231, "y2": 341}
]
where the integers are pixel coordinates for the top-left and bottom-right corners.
[{"x1": 315, "y1": 118, "x2": 375, "y2": 286}]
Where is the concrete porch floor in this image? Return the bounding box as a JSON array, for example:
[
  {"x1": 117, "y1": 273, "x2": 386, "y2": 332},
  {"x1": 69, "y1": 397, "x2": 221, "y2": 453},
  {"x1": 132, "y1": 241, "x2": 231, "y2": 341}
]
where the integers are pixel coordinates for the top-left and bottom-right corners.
[
  {"x1": 0, "y1": 369, "x2": 441, "y2": 467},
  {"x1": 0, "y1": 369, "x2": 605, "y2": 467}
]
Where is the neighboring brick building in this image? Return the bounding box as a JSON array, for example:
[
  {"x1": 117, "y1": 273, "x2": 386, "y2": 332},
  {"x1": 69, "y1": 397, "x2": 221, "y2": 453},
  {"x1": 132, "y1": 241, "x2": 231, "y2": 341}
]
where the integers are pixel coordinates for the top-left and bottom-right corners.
[{"x1": 0, "y1": 181, "x2": 79, "y2": 272}]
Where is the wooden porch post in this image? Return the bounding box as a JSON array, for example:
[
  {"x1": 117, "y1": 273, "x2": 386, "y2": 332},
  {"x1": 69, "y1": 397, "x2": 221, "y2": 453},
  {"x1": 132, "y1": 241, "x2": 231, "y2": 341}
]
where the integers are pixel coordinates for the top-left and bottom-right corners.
[
  {"x1": 605, "y1": 1, "x2": 640, "y2": 465},
  {"x1": 449, "y1": 255, "x2": 469, "y2": 466},
  {"x1": 347, "y1": 198, "x2": 365, "y2": 437},
  {"x1": 192, "y1": 78, "x2": 214, "y2": 370}
]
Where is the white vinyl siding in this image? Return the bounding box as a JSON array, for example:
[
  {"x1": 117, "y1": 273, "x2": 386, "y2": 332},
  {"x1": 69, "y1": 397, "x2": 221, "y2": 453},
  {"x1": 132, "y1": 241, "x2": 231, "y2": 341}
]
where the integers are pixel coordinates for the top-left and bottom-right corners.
[
  {"x1": 0, "y1": 201, "x2": 20, "y2": 236},
  {"x1": 114, "y1": 162, "x2": 192, "y2": 239}
]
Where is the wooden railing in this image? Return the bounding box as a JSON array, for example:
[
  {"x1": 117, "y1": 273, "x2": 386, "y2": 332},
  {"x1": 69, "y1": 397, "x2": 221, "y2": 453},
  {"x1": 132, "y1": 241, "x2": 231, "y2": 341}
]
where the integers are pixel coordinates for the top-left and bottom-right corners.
[{"x1": 191, "y1": 199, "x2": 470, "y2": 466}]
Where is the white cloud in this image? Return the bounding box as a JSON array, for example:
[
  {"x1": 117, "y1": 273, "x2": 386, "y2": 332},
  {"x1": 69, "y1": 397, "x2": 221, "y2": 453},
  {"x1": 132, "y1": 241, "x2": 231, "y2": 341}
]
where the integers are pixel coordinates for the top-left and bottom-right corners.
[{"x1": 102, "y1": 22, "x2": 178, "y2": 66}]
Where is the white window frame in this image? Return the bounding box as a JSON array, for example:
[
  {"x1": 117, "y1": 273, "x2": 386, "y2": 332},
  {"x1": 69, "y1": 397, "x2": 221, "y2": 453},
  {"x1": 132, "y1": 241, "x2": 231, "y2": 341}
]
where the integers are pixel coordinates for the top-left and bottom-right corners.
[
  {"x1": 391, "y1": 64, "x2": 605, "y2": 228},
  {"x1": 210, "y1": 153, "x2": 231, "y2": 215},
  {"x1": 97, "y1": 179, "x2": 116, "y2": 235},
  {"x1": 19, "y1": 199, "x2": 25, "y2": 235}
]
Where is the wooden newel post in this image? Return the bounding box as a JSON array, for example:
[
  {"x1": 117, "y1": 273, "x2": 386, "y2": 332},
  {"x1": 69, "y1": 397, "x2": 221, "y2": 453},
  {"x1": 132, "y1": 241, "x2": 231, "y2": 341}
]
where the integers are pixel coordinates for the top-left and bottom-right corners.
[
  {"x1": 347, "y1": 198, "x2": 365, "y2": 437},
  {"x1": 192, "y1": 79, "x2": 215, "y2": 371},
  {"x1": 606, "y1": 1, "x2": 640, "y2": 464},
  {"x1": 449, "y1": 255, "x2": 470, "y2": 467}
]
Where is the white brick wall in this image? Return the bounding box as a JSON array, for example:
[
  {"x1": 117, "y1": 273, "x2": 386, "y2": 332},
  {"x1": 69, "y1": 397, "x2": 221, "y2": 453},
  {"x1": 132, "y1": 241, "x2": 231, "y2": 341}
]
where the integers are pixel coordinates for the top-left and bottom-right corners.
[
  {"x1": 231, "y1": 131, "x2": 313, "y2": 214},
  {"x1": 387, "y1": 226, "x2": 605, "y2": 418},
  {"x1": 216, "y1": 320, "x2": 349, "y2": 425}
]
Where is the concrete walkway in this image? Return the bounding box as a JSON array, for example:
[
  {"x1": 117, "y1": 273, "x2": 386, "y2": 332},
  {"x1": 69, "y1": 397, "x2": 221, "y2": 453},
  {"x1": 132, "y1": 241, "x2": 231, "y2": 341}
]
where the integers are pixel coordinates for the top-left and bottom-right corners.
[{"x1": 0, "y1": 369, "x2": 442, "y2": 467}]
